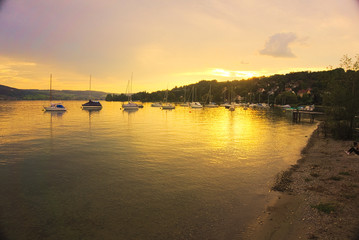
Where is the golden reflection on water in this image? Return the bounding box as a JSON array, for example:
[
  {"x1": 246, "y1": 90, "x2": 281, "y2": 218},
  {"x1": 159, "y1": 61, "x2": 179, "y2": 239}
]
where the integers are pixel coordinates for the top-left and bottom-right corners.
[
  {"x1": 0, "y1": 100, "x2": 318, "y2": 239},
  {"x1": 0, "y1": 101, "x2": 315, "y2": 166}
]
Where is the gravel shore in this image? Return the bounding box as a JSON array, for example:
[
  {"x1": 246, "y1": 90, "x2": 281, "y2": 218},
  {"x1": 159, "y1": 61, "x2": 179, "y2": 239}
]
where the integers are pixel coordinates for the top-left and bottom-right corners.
[{"x1": 243, "y1": 126, "x2": 359, "y2": 240}]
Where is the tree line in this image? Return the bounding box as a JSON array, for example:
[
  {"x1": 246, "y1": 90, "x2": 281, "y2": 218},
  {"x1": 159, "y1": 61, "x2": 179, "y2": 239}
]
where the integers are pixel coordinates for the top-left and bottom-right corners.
[
  {"x1": 106, "y1": 54, "x2": 359, "y2": 140},
  {"x1": 106, "y1": 69, "x2": 349, "y2": 107}
]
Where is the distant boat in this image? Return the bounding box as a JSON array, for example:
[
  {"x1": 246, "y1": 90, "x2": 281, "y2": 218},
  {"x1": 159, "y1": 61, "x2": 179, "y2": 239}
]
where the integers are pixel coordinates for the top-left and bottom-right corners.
[
  {"x1": 180, "y1": 87, "x2": 190, "y2": 107},
  {"x1": 43, "y1": 74, "x2": 67, "y2": 112},
  {"x1": 122, "y1": 102, "x2": 139, "y2": 110},
  {"x1": 82, "y1": 99, "x2": 102, "y2": 110},
  {"x1": 122, "y1": 73, "x2": 139, "y2": 111},
  {"x1": 190, "y1": 102, "x2": 203, "y2": 108},
  {"x1": 161, "y1": 88, "x2": 175, "y2": 110},
  {"x1": 204, "y1": 85, "x2": 218, "y2": 108},
  {"x1": 44, "y1": 103, "x2": 67, "y2": 111},
  {"x1": 82, "y1": 75, "x2": 102, "y2": 110},
  {"x1": 162, "y1": 104, "x2": 175, "y2": 110},
  {"x1": 151, "y1": 102, "x2": 162, "y2": 107},
  {"x1": 190, "y1": 86, "x2": 203, "y2": 108},
  {"x1": 180, "y1": 102, "x2": 190, "y2": 107},
  {"x1": 190, "y1": 100, "x2": 203, "y2": 108}
]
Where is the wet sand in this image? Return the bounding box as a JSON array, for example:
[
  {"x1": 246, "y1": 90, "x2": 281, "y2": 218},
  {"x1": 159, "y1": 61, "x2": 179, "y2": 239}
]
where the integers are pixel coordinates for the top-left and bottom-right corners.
[{"x1": 243, "y1": 126, "x2": 359, "y2": 240}]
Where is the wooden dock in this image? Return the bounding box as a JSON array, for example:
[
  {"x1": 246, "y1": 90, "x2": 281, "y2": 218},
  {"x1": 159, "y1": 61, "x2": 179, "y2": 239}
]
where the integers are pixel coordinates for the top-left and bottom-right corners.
[{"x1": 292, "y1": 110, "x2": 324, "y2": 123}]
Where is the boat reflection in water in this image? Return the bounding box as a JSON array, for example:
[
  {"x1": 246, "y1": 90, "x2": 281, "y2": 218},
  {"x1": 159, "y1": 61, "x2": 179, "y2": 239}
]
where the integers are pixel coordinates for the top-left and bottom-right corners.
[{"x1": 43, "y1": 108, "x2": 66, "y2": 117}]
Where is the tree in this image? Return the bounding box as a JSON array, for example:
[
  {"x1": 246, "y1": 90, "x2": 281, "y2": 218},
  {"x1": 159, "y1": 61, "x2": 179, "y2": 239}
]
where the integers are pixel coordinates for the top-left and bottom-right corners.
[{"x1": 324, "y1": 55, "x2": 359, "y2": 139}]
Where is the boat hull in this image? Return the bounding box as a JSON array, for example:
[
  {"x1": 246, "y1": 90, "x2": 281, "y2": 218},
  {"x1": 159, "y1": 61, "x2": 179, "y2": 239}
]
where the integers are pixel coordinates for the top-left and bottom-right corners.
[
  {"x1": 122, "y1": 102, "x2": 139, "y2": 110},
  {"x1": 44, "y1": 103, "x2": 66, "y2": 111},
  {"x1": 151, "y1": 103, "x2": 162, "y2": 107},
  {"x1": 205, "y1": 104, "x2": 218, "y2": 108},
  {"x1": 82, "y1": 106, "x2": 102, "y2": 110},
  {"x1": 44, "y1": 107, "x2": 67, "y2": 111},
  {"x1": 162, "y1": 105, "x2": 175, "y2": 110},
  {"x1": 190, "y1": 102, "x2": 203, "y2": 108}
]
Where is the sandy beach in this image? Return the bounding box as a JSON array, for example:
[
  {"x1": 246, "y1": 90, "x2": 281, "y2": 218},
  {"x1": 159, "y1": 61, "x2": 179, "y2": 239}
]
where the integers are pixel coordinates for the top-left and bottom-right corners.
[{"x1": 243, "y1": 126, "x2": 359, "y2": 240}]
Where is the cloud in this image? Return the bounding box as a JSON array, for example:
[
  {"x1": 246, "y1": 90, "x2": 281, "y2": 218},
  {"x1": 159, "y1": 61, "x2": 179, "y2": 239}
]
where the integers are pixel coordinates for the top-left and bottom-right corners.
[{"x1": 260, "y1": 32, "x2": 298, "y2": 58}]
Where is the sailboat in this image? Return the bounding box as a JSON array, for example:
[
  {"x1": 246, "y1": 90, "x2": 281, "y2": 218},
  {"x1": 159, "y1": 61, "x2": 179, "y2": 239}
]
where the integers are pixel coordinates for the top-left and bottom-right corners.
[
  {"x1": 161, "y1": 88, "x2": 175, "y2": 110},
  {"x1": 228, "y1": 86, "x2": 235, "y2": 111},
  {"x1": 43, "y1": 74, "x2": 66, "y2": 111},
  {"x1": 122, "y1": 73, "x2": 139, "y2": 111},
  {"x1": 204, "y1": 85, "x2": 218, "y2": 108},
  {"x1": 190, "y1": 86, "x2": 203, "y2": 108},
  {"x1": 180, "y1": 87, "x2": 189, "y2": 107},
  {"x1": 82, "y1": 75, "x2": 102, "y2": 110},
  {"x1": 151, "y1": 102, "x2": 162, "y2": 107}
]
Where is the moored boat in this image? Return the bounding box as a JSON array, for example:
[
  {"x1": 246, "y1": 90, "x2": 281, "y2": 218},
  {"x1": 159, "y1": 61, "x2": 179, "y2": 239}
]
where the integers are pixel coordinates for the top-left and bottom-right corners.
[
  {"x1": 190, "y1": 102, "x2": 203, "y2": 108},
  {"x1": 161, "y1": 88, "x2": 175, "y2": 110},
  {"x1": 44, "y1": 103, "x2": 67, "y2": 111},
  {"x1": 162, "y1": 104, "x2": 175, "y2": 110},
  {"x1": 151, "y1": 102, "x2": 162, "y2": 107},
  {"x1": 122, "y1": 73, "x2": 139, "y2": 111},
  {"x1": 205, "y1": 102, "x2": 218, "y2": 108},
  {"x1": 204, "y1": 85, "x2": 218, "y2": 108},
  {"x1": 122, "y1": 101, "x2": 139, "y2": 110},
  {"x1": 82, "y1": 99, "x2": 102, "y2": 110},
  {"x1": 82, "y1": 75, "x2": 102, "y2": 110},
  {"x1": 43, "y1": 74, "x2": 67, "y2": 112}
]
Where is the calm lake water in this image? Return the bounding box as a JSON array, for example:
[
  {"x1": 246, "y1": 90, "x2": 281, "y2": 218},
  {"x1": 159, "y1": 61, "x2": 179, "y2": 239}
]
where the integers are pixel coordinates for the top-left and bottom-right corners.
[{"x1": 0, "y1": 101, "x2": 317, "y2": 240}]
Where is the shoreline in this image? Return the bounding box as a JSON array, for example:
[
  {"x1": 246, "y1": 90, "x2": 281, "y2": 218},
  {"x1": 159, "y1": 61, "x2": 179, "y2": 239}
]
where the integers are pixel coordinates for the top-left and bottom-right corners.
[{"x1": 242, "y1": 125, "x2": 359, "y2": 239}]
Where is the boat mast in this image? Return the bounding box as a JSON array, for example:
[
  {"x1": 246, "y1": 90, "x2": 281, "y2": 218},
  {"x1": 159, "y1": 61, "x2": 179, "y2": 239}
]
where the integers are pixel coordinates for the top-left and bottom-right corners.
[
  {"x1": 183, "y1": 87, "x2": 186, "y2": 103},
  {"x1": 89, "y1": 74, "x2": 92, "y2": 100},
  {"x1": 207, "y1": 85, "x2": 212, "y2": 104},
  {"x1": 49, "y1": 74, "x2": 52, "y2": 102},
  {"x1": 192, "y1": 86, "x2": 194, "y2": 102},
  {"x1": 130, "y1": 72, "x2": 133, "y2": 102}
]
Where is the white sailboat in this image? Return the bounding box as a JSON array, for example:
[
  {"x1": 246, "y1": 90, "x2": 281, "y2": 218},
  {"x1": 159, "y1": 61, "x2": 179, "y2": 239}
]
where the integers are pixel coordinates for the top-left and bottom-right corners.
[
  {"x1": 151, "y1": 102, "x2": 162, "y2": 107},
  {"x1": 204, "y1": 85, "x2": 218, "y2": 108},
  {"x1": 161, "y1": 88, "x2": 175, "y2": 110},
  {"x1": 43, "y1": 74, "x2": 66, "y2": 112},
  {"x1": 122, "y1": 73, "x2": 139, "y2": 111},
  {"x1": 190, "y1": 86, "x2": 203, "y2": 108},
  {"x1": 180, "y1": 87, "x2": 189, "y2": 107}
]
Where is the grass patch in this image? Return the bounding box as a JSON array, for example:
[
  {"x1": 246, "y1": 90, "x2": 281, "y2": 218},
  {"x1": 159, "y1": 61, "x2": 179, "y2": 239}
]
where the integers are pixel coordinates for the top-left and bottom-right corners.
[
  {"x1": 311, "y1": 203, "x2": 336, "y2": 214},
  {"x1": 307, "y1": 234, "x2": 319, "y2": 240},
  {"x1": 343, "y1": 194, "x2": 357, "y2": 199},
  {"x1": 339, "y1": 171, "x2": 351, "y2": 176},
  {"x1": 306, "y1": 186, "x2": 326, "y2": 193},
  {"x1": 328, "y1": 176, "x2": 343, "y2": 181},
  {"x1": 310, "y1": 173, "x2": 320, "y2": 178}
]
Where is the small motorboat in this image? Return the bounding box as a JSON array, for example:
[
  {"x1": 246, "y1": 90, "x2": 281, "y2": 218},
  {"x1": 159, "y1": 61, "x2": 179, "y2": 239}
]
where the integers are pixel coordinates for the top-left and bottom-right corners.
[
  {"x1": 190, "y1": 102, "x2": 203, "y2": 108},
  {"x1": 44, "y1": 103, "x2": 67, "y2": 111}
]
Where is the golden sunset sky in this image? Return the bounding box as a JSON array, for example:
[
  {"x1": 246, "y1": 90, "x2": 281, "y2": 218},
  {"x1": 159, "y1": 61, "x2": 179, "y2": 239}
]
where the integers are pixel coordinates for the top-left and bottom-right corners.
[{"x1": 0, "y1": 0, "x2": 359, "y2": 93}]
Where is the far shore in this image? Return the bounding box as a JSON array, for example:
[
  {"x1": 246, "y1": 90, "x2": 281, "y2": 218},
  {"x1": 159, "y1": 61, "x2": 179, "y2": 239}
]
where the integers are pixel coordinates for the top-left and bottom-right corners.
[{"x1": 242, "y1": 125, "x2": 359, "y2": 240}]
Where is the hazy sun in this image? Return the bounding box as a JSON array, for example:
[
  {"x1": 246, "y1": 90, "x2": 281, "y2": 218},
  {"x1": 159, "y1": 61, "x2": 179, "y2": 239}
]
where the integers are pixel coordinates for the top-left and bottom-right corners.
[{"x1": 210, "y1": 69, "x2": 257, "y2": 79}]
